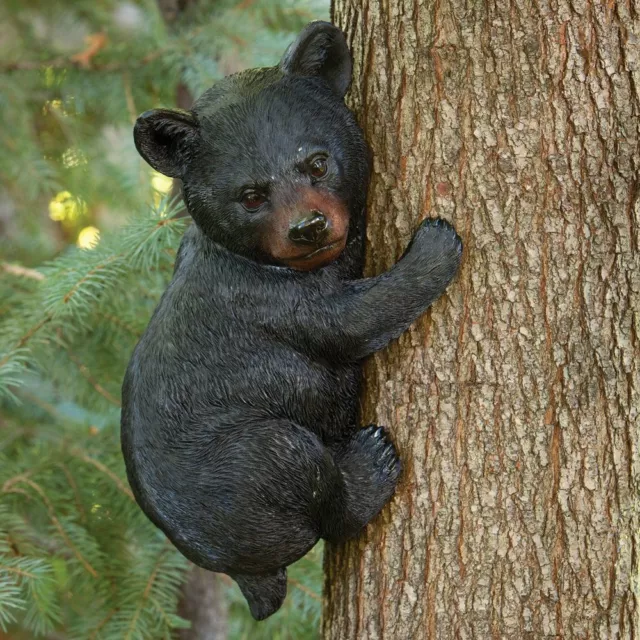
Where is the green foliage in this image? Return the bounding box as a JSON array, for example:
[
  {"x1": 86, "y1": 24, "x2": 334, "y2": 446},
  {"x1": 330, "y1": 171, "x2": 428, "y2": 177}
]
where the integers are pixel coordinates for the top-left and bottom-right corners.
[
  {"x1": 1, "y1": 201, "x2": 192, "y2": 638},
  {"x1": 1, "y1": 0, "x2": 328, "y2": 637}
]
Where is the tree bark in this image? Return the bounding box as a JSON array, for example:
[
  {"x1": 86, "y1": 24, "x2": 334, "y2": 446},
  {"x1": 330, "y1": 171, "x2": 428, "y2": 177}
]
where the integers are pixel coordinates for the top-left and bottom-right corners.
[{"x1": 324, "y1": 1, "x2": 639, "y2": 639}]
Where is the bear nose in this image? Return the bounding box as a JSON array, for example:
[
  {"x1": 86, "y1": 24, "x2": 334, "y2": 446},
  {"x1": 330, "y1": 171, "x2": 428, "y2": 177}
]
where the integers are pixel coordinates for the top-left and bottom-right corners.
[{"x1": 288, "y1": 211, "x2": 328, "y2": 245}]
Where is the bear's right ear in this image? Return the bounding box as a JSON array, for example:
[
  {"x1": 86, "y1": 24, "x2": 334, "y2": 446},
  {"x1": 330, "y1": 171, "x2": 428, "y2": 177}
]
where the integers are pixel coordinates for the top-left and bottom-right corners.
[
  {"x1": 133, "y1": 109, "x2": 198, "y2": 178},
  {"x1": 280, "y1": 21, "x2": 352, "y2": 98}
]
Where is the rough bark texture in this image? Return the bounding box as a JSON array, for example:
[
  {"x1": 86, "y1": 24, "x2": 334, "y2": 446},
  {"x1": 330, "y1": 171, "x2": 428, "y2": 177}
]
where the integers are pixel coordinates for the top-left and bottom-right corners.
[{"x1": 324, "y1": 1, "x2": 639, "y2": 638}]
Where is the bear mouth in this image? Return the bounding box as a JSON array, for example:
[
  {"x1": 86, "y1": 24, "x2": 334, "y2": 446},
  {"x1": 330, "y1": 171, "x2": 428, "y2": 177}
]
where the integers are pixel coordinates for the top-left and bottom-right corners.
[
  {"x1": 280, "y1": 235, "x2": 347, "y2": 270},
  {"x1": 303, "y1": 240, "x2": 341, "y2": 258}
]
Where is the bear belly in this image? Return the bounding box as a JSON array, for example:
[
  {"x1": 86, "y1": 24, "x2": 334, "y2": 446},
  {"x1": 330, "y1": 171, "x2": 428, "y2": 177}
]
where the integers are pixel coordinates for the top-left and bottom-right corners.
[{"x1": 222, "y1": 342, "x2": 361, "y2": 441}]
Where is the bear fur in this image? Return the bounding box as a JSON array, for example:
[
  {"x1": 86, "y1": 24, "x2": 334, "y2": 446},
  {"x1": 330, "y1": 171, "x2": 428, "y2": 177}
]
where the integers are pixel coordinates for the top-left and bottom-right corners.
[{"x1": 121, "y1": 21, "x2": 462, "y2": 620}]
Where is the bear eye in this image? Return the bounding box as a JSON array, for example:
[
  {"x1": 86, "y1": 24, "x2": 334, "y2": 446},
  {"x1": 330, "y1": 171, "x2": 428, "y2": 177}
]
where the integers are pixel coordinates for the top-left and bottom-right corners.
[
  {"x1": 241, "y1": 190, "x2": 267, "y2": 211},
  {"x1": 308, "y1": 155, "x2": 328, "y2": 179}
]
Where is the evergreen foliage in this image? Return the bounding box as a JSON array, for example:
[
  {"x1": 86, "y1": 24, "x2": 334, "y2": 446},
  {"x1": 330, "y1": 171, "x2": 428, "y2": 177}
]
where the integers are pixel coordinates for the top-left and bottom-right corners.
[{"x1": 1, "y1": 1, "x2": 327, "y2": 637}]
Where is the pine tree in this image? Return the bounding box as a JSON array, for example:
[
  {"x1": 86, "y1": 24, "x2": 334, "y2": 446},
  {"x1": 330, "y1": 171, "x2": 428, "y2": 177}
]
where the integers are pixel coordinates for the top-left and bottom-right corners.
[{"x1": 1, "y1": 2, "x2": 327, "y2": 637}]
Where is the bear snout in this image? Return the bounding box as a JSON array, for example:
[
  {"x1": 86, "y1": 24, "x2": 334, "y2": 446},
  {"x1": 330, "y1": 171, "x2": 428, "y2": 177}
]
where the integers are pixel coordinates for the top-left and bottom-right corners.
[
  {"x1": 288, "y1": 211, "x2": 329, "y2": 245},
  {"x1": 262, "y1": 185, "x2": 350, "y2": 271}
]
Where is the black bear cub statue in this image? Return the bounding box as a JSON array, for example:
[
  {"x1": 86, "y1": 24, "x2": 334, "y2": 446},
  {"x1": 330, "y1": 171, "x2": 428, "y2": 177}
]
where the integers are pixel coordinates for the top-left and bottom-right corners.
[{"x1": 121, "y1": 21, "x2": 462, "y2": 620}]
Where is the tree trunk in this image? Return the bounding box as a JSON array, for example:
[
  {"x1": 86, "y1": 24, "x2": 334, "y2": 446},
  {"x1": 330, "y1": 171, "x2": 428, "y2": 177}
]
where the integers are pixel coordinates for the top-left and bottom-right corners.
[
  {"x1": 177, "y1": 566, "x2": 228, "y2": 640},
  {"x1": 324, "y1": 1, "x2": 639, "y2": 638}
]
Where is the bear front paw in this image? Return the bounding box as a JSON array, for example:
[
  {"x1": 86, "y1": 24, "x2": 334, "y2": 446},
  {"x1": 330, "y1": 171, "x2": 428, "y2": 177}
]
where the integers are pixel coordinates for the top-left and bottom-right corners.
[{"x1": 404, "y1": 217, "x2": 463, "y2": 283}]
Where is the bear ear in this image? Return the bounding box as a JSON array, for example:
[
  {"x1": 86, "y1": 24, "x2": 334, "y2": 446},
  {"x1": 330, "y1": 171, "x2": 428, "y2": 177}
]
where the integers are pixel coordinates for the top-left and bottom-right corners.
[
  {"x1": 133, "y1": 109, "x2": 198, "y2": 178},
  {"x1": 280, "y1": 21, "x2": 352, "y2": 98}
]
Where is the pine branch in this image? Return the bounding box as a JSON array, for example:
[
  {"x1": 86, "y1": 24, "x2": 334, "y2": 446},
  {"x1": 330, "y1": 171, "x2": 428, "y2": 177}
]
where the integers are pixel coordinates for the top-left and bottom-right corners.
[
  {"x1": 96, "y1": 312, "x2": 141, "y2": 339},
  {"x1": 0, "y1": 50, "x2": 166, "y2": 73},
  {"x1": 288, "y1": 577, "x2": 321, "y2": 602},
  {"x1": 64, "y1": 349, "x2": 121, "y2": 407},
  {"x1": 0, "y1": 200, "x2": 187, "y2": 399},
  {"x1": 90, "y1": 609, "x2": 117, "y2": 640},
  {"x1": 0, "y1": 565, "x2": 37, "y2": 580},
  {"x1": 1, "y1": 264, "x2": 45, "y2": 281},
  {"x1": 56, "y1": 462, "x2": 86, "y2": 523},
  {"x1": 68, "y1": 448, "x2": 134, "y2": 502},
  {"x1": 0, "y1": 317, "x2": 53, "y2": 367},
  {"x1": 4, "y1": 478, "x2": 98, "y2": 578},
  {"x1": 123, "y1": 544, "x2": 170, "y2": 640}
]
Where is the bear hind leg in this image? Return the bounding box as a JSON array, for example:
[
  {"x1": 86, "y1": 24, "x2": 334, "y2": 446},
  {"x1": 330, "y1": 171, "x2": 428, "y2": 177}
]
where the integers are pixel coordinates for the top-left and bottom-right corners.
[
  {"x1": 320, "y1": 425, "x2": 401, "y2": 542},
  {"x1": 231, "y1": 569, "x2": 288, "y2": 621}
]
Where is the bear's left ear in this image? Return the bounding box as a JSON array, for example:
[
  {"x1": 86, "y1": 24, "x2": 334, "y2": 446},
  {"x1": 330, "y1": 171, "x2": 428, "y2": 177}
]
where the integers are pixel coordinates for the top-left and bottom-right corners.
[{"x1": 280, "y1": 21, "x2": 352, "y2": 98}]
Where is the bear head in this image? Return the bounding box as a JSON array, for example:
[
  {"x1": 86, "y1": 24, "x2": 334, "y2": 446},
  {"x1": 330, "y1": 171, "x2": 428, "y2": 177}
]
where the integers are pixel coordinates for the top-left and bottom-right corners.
[{"x1": 133, "y1": 22, "x2": 370, "y2": 271}]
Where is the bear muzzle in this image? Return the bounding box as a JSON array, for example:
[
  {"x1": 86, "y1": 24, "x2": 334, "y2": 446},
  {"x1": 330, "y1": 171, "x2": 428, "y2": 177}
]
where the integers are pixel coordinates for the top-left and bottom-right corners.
[
  {"x1": 265, "y1": 186, "x2": 350, "y2": 271},
  {"x1": 288, "y1": 211, "x2": 329, "y2": 245}
]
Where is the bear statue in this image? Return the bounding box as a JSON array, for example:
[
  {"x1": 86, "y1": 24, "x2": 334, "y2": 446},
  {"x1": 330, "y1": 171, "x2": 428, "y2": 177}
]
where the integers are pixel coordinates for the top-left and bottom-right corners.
[{"x1": 121, "y1": 21, "x2": 462, "y2": 620}]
